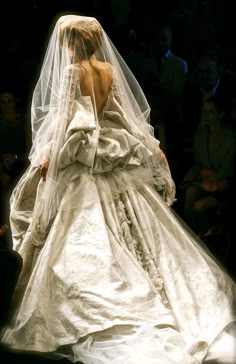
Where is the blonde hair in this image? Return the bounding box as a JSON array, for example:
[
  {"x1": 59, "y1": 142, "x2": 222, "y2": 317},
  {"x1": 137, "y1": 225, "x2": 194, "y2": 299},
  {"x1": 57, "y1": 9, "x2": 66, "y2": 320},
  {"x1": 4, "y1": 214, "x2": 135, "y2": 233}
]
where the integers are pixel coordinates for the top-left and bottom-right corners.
[{"x1": 59, "y1": 17, "x2": 103, "y2": 60}]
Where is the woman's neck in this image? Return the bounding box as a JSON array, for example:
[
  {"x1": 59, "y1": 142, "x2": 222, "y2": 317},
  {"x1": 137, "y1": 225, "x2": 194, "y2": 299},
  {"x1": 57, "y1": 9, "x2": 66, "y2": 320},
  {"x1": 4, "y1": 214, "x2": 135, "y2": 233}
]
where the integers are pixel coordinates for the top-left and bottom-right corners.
[{"x1": 77, "y1": 55, "x2": 95, "y2": 64}]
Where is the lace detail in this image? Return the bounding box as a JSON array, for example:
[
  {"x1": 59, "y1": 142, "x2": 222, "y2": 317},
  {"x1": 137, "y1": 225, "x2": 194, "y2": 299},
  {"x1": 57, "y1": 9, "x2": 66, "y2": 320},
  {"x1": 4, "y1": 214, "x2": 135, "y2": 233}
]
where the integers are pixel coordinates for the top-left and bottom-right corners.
[
  {"x1": 59, "y1": 65, "x2": 82, "y2": 128},
  {"x1": 30, "y1": 65, "x2": 82, "y2": 247},
  {"x1": 116, "y1": 192, "x2": 170, "y2": 307},
  {"x1": 150, "y1": 150, "x2": 176, "y2": 206}
]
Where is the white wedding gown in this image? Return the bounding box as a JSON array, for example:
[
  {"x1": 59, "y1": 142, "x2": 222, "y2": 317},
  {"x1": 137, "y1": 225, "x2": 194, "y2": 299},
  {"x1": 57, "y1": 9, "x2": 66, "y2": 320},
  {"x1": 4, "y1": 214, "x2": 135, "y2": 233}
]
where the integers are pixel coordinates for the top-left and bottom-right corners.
[{"x1": 1, "y1": 84, "x2": 235, "y2": 364}]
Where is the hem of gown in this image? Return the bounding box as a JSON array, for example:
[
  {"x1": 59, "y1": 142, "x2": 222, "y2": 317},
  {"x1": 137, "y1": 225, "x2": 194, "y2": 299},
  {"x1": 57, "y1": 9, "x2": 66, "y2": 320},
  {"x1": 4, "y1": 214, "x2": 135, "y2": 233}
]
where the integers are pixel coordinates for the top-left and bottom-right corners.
[
  {"x1": 52, "y1": 321, "x2": 236, "y2": 364},
  {"x1": 200, "y1": 320, "x2": 236, "y2": 362},
  {"x1": 1, "y1": 315, "x2": 176, "y2": 353},
  {"x1": 2, "y1": 319, "x2": 236, "y2": 364}
]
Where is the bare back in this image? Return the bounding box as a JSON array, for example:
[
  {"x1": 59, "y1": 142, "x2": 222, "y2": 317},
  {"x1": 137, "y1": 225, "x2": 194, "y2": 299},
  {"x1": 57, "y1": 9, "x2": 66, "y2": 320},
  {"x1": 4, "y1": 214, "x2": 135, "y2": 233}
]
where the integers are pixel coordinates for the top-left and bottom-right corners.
[{"x1": 77, "y1": 57, "x2": 113, "y2": 117}]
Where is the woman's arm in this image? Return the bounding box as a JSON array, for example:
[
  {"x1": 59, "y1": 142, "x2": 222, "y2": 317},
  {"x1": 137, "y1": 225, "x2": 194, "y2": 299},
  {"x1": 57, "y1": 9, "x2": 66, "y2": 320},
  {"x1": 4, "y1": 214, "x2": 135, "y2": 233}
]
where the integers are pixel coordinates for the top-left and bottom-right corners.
[
  {"x1": 40, "y1": 160, "x2": 49, "y2": 182},
  {"x1": 179, "y1": 165, "x2": 201, "y2": 189},
  {"x1": 199, "y1": 174, "x2": 232, "y2": 193},
  {"x1": 41, "y1": 65, "x2": 80, "y2": 181}
]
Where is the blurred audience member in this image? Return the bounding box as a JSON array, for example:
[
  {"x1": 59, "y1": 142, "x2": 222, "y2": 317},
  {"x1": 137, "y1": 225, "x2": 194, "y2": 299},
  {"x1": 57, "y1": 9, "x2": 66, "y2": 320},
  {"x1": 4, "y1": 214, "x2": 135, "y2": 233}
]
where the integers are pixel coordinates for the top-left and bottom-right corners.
[
  {"x1": 182, "y1": 49, "x2": 236, "y2": 150},
  {"x1": 179, "y1": 95, "x2": 236, "y2": 239},
  {"x1": 145, "y1": 25, "x2": 188, "y2": 183}
]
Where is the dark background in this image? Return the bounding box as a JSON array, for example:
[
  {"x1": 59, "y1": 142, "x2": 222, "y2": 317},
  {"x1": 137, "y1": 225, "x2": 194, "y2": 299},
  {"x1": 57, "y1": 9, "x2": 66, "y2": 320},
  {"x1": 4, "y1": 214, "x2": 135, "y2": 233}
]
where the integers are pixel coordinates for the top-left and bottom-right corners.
[
  {"x1": 1, "y1": 0, "x2": 235, "y2": 107},
  {"x1": 0, "y1": 5, "x2": 236, "y2": 361}
]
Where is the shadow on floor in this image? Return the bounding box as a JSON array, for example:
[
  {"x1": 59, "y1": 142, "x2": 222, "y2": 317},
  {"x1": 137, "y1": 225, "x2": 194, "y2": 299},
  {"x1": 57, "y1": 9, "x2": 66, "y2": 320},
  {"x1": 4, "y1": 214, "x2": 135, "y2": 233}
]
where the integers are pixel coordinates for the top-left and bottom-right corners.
[{"x1": 0, "y1": 344, "x2": 80, "y2": 364}]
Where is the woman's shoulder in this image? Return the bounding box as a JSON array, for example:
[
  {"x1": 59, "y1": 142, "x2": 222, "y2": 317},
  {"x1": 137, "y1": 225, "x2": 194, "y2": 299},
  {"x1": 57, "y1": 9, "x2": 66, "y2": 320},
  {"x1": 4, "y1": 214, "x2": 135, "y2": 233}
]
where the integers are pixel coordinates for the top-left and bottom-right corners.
[
  {"x1": 64, "y1": 64, "x2": 84, "y2": 75},
  {"x1": 92, "y1": 59, "x2": 112, "y2": 73},
  {"x1": 65, "y1": 61, "x2": 112, "y2": 78}
]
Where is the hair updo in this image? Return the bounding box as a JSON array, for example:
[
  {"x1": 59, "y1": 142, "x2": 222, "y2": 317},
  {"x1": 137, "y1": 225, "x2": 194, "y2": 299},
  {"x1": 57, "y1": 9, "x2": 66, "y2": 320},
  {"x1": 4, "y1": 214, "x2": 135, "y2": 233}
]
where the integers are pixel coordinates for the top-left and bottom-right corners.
[{"x1": 59, "y1": 16, "x2": 103, "y2": 60}]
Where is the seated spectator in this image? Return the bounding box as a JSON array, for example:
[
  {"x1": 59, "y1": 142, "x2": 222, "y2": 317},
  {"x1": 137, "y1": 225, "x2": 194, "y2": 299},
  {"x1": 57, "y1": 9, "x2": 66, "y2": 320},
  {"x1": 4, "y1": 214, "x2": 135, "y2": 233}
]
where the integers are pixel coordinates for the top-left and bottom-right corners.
[
  {"x1": 0, "y1": 224, "x2": 8, "y2": 237},
  {"x1": 182, "y1": 49, "x2": 236, "y2": 151},
  {"x1": 179, "y1": 95, "x2": 236, "y2": 238}
]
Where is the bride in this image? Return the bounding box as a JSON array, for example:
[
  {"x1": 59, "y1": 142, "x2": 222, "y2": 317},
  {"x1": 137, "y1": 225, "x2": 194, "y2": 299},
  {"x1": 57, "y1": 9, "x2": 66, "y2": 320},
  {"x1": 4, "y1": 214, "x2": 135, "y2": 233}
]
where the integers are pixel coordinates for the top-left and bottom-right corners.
[{"x1": 1, "y1": 14, "x2": 235, "y2": 364}]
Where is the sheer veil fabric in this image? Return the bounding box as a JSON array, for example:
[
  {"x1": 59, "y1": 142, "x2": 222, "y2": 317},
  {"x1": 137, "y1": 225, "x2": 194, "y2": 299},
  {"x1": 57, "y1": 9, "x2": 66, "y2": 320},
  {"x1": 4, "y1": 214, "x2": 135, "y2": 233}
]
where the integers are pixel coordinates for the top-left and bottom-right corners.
[
  {"x1": 1, "y1": 14, "x2": 235, "y2": 364},
  {"x1": 27, "y1": 14, "x2": 175, "y2": 244}
]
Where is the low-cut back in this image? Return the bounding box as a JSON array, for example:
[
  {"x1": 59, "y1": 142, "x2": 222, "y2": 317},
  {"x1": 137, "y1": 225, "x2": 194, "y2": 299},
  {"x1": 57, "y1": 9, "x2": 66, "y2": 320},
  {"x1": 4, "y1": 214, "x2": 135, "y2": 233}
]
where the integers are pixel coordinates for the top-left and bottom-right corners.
[{"x1": 76, "y1": 58, "x2": 113, "y2": 117}]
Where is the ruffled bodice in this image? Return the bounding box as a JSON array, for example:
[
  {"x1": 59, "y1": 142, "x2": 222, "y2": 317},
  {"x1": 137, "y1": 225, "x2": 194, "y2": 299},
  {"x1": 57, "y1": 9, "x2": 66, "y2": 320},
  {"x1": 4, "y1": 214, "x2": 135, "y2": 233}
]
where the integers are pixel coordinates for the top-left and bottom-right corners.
[
  {"x1": 59, "y1": 91, "x2": 151, "y2": 172},
  {"x1": 57, "y1": 87, "x2": 175, "y2": 206}
]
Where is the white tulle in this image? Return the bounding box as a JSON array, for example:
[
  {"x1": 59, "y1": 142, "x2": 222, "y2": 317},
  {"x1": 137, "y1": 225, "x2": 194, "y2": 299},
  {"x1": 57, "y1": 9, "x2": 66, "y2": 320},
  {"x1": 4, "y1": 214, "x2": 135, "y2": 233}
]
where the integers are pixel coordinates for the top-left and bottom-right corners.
[
  {"x1": 0, "y1": 14, "x2": 235, "y2": 364},
  {"x1": 25, "y1": 14, "x2": 175, "y2": 243},
  {"x1": 71, "y1": 326, "x2": 198, "y2": 364}
]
